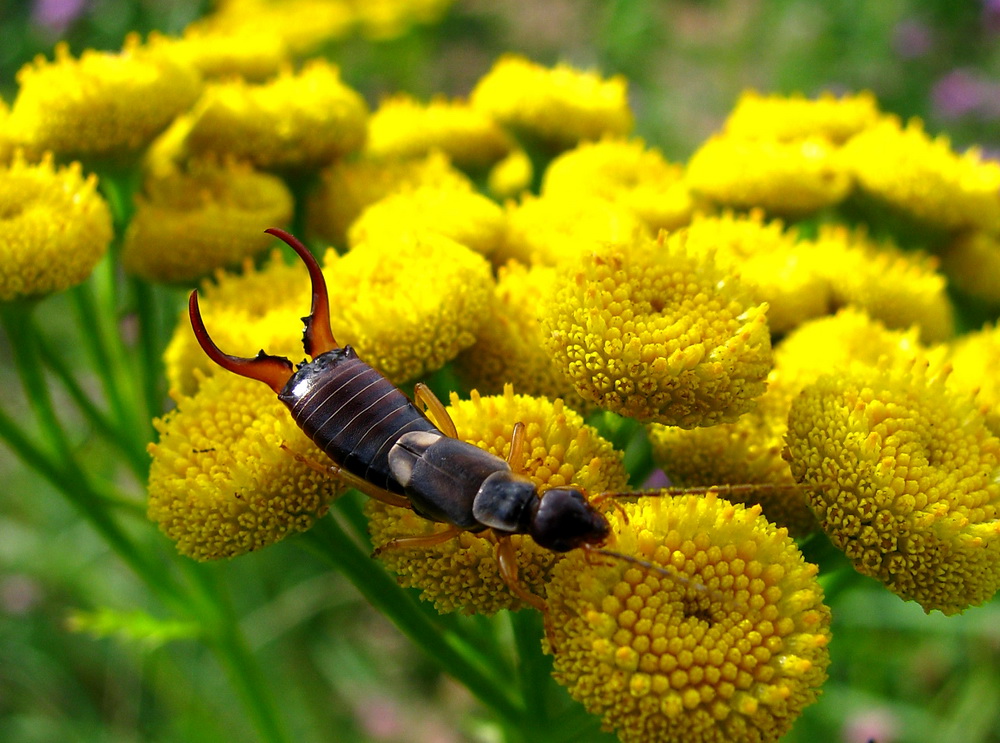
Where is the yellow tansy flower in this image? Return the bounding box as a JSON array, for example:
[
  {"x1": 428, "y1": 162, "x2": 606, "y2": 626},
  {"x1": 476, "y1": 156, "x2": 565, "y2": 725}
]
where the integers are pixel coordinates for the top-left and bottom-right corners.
[
  {"x1": 546, "y1": 493, "x2": 831, "y2": 743},
  {"x1": 0, "y1": 153, "x2": 112, "y2": 301},
  {"x1": 366, "y1": 387, "x2": 627, "y2": 614},
  {"x1": 495, "y1": 192, "x2": 649, "y2": 267},
  {"x1": 948, "y1": 324, "x2": 1000, "y2": 435},
  {"x1": 347, "y1": 186, "x2": 506, "y2": 257},
  {"x1": 190, "y1": 0, "x2": 354, "y2": 55},
  {"x1": 785, "y1": 357, "x2": 1000, "y2": 614},
  {"x1": 307, "y1": 152, "x2": 472, "y2": 246},
  {"x1": 542, "y1": 137, "x2": 695, "y2": 232},
  {"x1": 455, "y1": 262, "x2": 591, "y2": 412},
  {"x1": 539, "y1": 232, "x2": 772, "y2": 427},
  {"x1": 487, "y1": 148, "x2": 533, "y2": 199},
  {"x1": 941, "y1": 230, "x2": 1000, "y2": 303},
  {"x1": 365, "y1": 94, "x2": 511, "y2": 169},
  {"x1": 685, "y1": 135, "x2": 851, "y2": 217},
  {"x1": 471, "y1": 55, "x2": 633, "y2": 149},
  {"x1": 841, "y1": 117, "x2": 1000, "y2": 232},
  {"x1": 813, "y1": 224, "x2": 954, "y2": 343},
  {"x1": 7, "y1": 37, "x2": 201, "y2": 159},
  {"x1": 148, "y1": 371, "x2": 342, "y2": 561},
  {"x1": 148, "y1": 28, "x2": 289, "y2": 82},
  {"x1": 186, "y1": 60, "x2": 368, "y2": 171},
  {"x1": 724, "y1": 90, "x2": 880, "y2": 144},
  {"x1": 122, "y1": 159, "x2": 294, "y2": 282}
]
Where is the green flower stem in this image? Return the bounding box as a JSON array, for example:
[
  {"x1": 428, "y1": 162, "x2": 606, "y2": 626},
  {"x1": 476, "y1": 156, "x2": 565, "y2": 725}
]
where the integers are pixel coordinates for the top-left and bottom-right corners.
[
  {"x1": 510, "y1": 610, "x2": 552, "y2": 738},
  {"x1": 130, "y1": 276, "x2": 166, "y2": 431},
  {"x1": 302, "y1": 516, "x2": 525, "y2": 725}
]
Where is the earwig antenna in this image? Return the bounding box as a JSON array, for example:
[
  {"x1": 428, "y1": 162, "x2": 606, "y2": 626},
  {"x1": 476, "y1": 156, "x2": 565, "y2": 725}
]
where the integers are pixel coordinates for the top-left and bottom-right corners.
[
  {"x1": 188, "y1": 291, "x2": 294, "y2": 393},
  {"x1": 265, "y1": 228, "x2": 339, "y2": 358}
]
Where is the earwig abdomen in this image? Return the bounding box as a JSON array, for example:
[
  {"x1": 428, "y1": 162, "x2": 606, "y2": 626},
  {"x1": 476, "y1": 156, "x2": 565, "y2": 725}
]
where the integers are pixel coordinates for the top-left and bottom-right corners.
[{"x1": 278, "y1": 347, "x2": 438, "y2": 494}]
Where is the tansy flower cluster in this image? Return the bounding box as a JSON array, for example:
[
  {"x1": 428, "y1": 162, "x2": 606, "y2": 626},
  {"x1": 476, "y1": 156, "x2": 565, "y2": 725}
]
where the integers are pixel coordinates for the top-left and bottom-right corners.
[{"x1": 5, "y1": 23, "x2": 1000, "y2": 741}]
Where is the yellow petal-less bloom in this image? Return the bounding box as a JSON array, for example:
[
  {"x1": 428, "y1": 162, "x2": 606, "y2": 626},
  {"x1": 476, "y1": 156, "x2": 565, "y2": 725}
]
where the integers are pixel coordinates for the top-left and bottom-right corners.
[
  {"x1": 148, "y1": 28, "x2": 289, "y2": 82},
  {"x1": 941, "y1": 230, "x2": 1000, "y2": 303},
  {"x1": 365, "y1": 94, "x2": 511, "y2": 169},
  {"x1": 148, "y1": 371, "x2": 343, "y2": 561},
  {"x1": 190, "y1": 0, "x2": 354, "y2": 55},
  {"x1": 122, "y1": 159, "x2": 294, "y2": 282},
  {"x1": 724, "y1": 90, "x2": 880, "y2": 144},
  {"x1": 495, "y1": 192, "x2": 649, "y2": 267},
  {"x1": 487, "y1": 148, "x2": 533, "y2": 199},
  {"x1": 948, "y1": 324, "x2": 1000, "y2": 436},
  {"x1": 542, "y1": 137, "x2": 695, "y2": 233},
  {"x1": 347, "y1": 186, "x2": 506, "y2": 257},
  {"x1": 366, "y1": 386, "x2": 627, "y2": 614},
  {"x1": 307, "y1": 152, "x2": 473, "y2": 246},
  {"x1": 540, "y1": 232, "x2": 772, "y2": 427},
  {"x1": 455, "y1": 262, "x2": 592, "y2": 412},
  {"x1": 471, "y1": 55, "x2": 633, "y2": 149},
  {"x1": 0, "y1": 153, "x2": 112, "y2": 301},
  {"x1": 785, "y1": 358, "x2": 1000, "y2": 614},
  {"x1": 7, "y1": 37, "x2": 201, "y2": 159},
  {"x1": 186, "y1": 60, "x2": 368, "y2": 171},
  {"x1": 842, "y1": 117, "x2": 1000, "y2": 232},
  {"x1": 813, "y1": 224, "x2": 954, "y2": 343},
  {"x1": 546, "y1": 493, "x2": 831, "y2": 743},
  {"x1": 685, "y1": 135, "x2": 852, "y2": 217}
]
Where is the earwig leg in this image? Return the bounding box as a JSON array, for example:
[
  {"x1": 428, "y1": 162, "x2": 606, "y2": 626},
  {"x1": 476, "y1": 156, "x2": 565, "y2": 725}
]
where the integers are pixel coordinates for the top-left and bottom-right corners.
[
  {"x1": 507, "y1": 422, "x2": 526, "y2": 473},
  {"x1": 413, "y1": 383, "x2": 458, "y2": 438},
  {"x1": 373, "y1": 524, "x2": 464, "y2": 556},
  {"x1": 279, "y1": 443, "x2": 412, "y2": 510},
  {"x1": 588, "y1": 492, "x2": 630, "y2": 524},
  {"x1": 495, "y1": 535, "x2": 546, "y2": 613}
]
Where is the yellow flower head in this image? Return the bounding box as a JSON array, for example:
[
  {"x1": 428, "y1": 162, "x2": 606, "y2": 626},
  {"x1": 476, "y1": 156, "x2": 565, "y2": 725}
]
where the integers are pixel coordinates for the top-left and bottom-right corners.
[
  {"x1": 148, "y1": 28, "x2": 289, "y2": 82},
  {"x1": 0, "y1": 153, "x2": 112, "y2": 301},
  {"x1": 495, "y1": 192, "x2": 649, "y2": 267},
  {"x1": 724, "y1": 90, "x2": 880, "y2": 144},
  {"x1": 471, "y1": 55, "x2": 633, "y2": 149},
  {"x1": 190, "y1": 0, "x2": 354, "y2": 55},
  {"x1": 542, "y1": 137, "x2": 695, "y2": 232},
  {"x1": 7, "y1": 37, "x2": 201, "y2": 159},
  {"x1": 842, "y1": 117, "x2": 1000, "y2": 232},
  {"x1": 186, "y1": 59, "x2": 368, "y2": 170},
  {"x1": 366, "y1": 386, "x2": 627, "y2": 614},
  {"x1": 813, "y1": 224, "x2": 954, "y2": 343},
  {"x1": 785, "y1": 357, "x2": 1000, "y2": 614},
  {"x1": 948, "y1": 323, "x2": 1000, "y2": 436},
  {"x1": 347, "y1": 185, "x2": 505, "y2": 257},
  {"x1": 307, "y1": 151, "x2": 472, "y2": 246},
  {"x1": 683, "y1": 211, "x2": 830, "y2": 334},
  {"x1": 685, "y1": 135, "x2": 852, "y2": 217},
  {"x1": 546, "y1": 493, "x2": 831, "y2": 743},
  {"x1": 148, "y1": 370, "x2": 342, "y2": 560},
  {"x1": 353, "y1": 0, "x2": 454, "y2": 40},
  {"x1": 366, "y1": 94, "x2": 511, "y2": 169},
  {"x1": 487, "y1": 147, "x2": 533, "y2": 199},
  {"x1": 332, "y1": 232, "x2": 494, "y2": 384},
  {"x1": 455, "y1": 262, "x2": 592, "y2": 412},
  {"x1": 941, "y1": 230, "x2": 1000, "y2": 304},
  {"x1": 539, "y1": 232, "x2": 772, "y2": 427},
  {"x1": 122, "y1": 159, "x2": 294, "y2": 282}
]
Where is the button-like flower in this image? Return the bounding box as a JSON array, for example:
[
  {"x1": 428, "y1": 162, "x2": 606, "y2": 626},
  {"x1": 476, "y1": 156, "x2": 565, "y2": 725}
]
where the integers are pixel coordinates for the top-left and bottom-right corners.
[
  {"x1": 487, "y1": 148, "x2": 533, "y2": 199},
  {"x1": 471, "y1": 55, "x2": 633, "y2": 149},
  {"x1": 148, "y1": 371, "x2": 343, "y2": 561},
  {"x1": 785, "y1": 357, "x2": 1000, "y2": 614},
  {"x1": 841, "y1": 117, "x2": 1000, "y2": 232},
  {"x1": 186, "y1": 60, "x2": 368, "y2": 171},
  {"x1": 948, "y1": 323, "x2": 1000, "y2": 436},
  {"x1": 366, "y1": 386, "x2": 627, "y2": 614},
  {"x1": 189, "y1": 0, "x2": 354, "y2": 55},
  {"x1": 723, "y1": 90, "x2": 880, "y2": 143},
  {"x1": 148, "y1": 28, "x2": 289, "y2": 82},
  {"x1": 941, "y1": 230, "x2": 1000, "y2": 303},
  {"x1": 0, "y1": 153, "x2": 112, "y2": 301},
  {"x1": 540, "y1": 232, "x2": 772, "y2": 427},
  {"x1": 542, "y1": 137, "x2": 695, "y2": 232},
  {"x1": 365, "y1": 94, "x2": 511, "y2": 169},
  {"x1": 7, "y1": 37, "x2": 201, "y2": 159},
  {"x1": 122, "y1": 159, "x2": 294, "y2": 282},
  {"x1": 546, "y1": 493, "x2": 831, "y2": 743}
]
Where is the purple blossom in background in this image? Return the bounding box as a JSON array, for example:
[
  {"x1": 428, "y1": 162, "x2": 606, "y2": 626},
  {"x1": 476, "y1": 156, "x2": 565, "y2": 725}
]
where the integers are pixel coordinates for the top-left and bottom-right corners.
[
  {"x1": 933, "y1": 69, "x2": 1000, "y2": 121},
  {"x1": 985, "y1": 0, "x2": 1000, "y2": 34},
  {"x1": 892, "y1": 18, "x2": 933, "y2": 59},
  {"x1": 842, "y1": 707, "x2": 899, "y2": 743},
  {"x1": 32, "y1": 0, "x2": 89, "y2": 34}
]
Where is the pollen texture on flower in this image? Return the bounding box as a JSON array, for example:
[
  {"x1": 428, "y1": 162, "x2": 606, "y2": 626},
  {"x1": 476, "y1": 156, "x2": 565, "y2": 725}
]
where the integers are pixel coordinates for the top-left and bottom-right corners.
[
  {"x1": 148, "y1": 371, "x2": 343, "y2": 561},
  {"x1": 948, "y1": 324, "x2": 1000, "y2": 436},
  {"x1": 784, "y1": 357, "x2": 1000, "y2": 614},
  {"x1": 0, "y1": 153, "x2": 112, "y2": 301},
  {"x1": 539, "y1": 232, "x2": 772, "y2": 427},
  {"x1": 546, "y1": 493, "x2": 831, "y2": 743},
  {"x1": 366, "y1": 386, "x2": 627, "y2": 614}
]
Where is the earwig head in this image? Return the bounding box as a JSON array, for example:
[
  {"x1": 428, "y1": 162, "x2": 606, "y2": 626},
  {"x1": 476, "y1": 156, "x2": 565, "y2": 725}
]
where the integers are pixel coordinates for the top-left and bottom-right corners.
[{"x1": 530, "y1": 488, "x2": 610, "y2": 553}]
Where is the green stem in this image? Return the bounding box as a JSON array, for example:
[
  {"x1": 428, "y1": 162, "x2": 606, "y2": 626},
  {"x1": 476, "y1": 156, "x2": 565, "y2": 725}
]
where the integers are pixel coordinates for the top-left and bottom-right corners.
[
  {"x1": 511, "y1": 610, "x2": 551, "y2": 738},
  {"x1": 130, "y1": 276, "x2": 166, "y2": 426}
]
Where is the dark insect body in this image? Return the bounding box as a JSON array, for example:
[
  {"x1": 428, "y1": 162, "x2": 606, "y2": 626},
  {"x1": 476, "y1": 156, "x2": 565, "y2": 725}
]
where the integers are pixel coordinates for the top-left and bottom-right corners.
[{"x1": 188, "y1": 228, "x2": 611, "y2": 611}]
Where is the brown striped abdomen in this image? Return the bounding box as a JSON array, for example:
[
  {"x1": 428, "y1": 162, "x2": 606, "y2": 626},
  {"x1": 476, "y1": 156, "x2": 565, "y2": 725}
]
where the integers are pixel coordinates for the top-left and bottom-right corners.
[{"x1": 277, "y1": 347, "x2": 439, "y2": 494}]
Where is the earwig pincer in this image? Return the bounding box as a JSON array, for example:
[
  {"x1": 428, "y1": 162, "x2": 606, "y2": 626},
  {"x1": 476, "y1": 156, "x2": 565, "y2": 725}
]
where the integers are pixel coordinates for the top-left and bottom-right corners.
[{"x1": 188, "y1": 228, "x2": 612, "y2": 612}]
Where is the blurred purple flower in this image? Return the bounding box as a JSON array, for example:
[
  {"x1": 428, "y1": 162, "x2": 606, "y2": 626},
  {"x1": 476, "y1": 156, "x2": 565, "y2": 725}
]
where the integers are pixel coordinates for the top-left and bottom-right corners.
[
  {"x1": 933, "y1": 69, "x2": 1000, "y2": 120},
  {"x1": 985, "y1": 0, "x2": 1000, "y2": 34},
  {"x1": 892, "y1": 19, "x2": 933, "y2": 59},
  {"x1": 32, "y1": 0, "x2": 89, "y2": 33},
  {"x1": 843, "y1": 707, "x2": 900, "y2": 743}
]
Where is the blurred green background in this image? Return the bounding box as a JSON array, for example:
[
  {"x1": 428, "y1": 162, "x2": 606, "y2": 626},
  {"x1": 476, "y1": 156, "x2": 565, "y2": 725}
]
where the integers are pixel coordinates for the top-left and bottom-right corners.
[{"x1": 2, "y1": 1, "x2": 1000, "y2": 742}]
